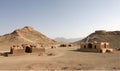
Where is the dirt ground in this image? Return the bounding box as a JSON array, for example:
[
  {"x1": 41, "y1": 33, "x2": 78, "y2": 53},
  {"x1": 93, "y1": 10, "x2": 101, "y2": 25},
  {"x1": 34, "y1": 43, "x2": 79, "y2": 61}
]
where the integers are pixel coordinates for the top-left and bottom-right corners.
[{"x1": 0, "y1": 47, "x2": 120, "y2": 70}]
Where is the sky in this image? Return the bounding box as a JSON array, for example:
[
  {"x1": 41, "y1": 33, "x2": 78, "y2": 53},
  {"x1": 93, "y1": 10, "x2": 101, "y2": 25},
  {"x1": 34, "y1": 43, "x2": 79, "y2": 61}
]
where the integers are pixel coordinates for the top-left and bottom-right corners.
[{"x1": 0, "y1": 0, "x2": 120, "y2": 39}]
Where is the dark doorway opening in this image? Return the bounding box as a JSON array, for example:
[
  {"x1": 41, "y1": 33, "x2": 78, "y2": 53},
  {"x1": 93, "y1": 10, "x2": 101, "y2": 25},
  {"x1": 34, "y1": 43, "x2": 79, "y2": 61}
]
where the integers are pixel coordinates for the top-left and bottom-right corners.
[
  {"x1": 94, "y1": 45, "x2": 96, "y2": 49},
  {"x1": 100, "y1": 50, "x2": 102, "y2": 53},
  {"x1": 88, "y1": 43, "x2": 92, "y2": 48},
  {"x1": 104, "y1": 44, "x2": 107, "y2": 48},
  {"x1": 84, "y1": 45, "x2": 86, "y2": 48},
  {"x1": 25, "y1": 47, "x2": 32, "y2": 53}
]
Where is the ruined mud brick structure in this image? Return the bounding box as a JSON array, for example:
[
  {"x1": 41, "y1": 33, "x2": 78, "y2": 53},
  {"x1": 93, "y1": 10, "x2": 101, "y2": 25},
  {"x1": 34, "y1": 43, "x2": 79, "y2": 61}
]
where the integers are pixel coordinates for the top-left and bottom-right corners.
[
  {"x1": 80, "y1": 41, "x2": 113, "y2": 53},
  {"x1": 59, "y1": 44, "x2": 72, "y2": 47},
  {"x1": 9, "y1": 44, "x2": 45, "y2": 56},
  {"x1": 95, "y1": 30, "x2": 107, "y2": 34}
]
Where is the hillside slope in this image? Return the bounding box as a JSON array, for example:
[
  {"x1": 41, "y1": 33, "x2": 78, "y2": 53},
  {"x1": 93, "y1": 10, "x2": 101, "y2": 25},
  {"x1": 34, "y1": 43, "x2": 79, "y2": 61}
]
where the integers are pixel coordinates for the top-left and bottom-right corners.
[
  {"x1": 0, "y1": 26, "x2": 57, "y2": 50},
  {"x1": 74, "y1": 30, "x2": 120, "y2": 49}
]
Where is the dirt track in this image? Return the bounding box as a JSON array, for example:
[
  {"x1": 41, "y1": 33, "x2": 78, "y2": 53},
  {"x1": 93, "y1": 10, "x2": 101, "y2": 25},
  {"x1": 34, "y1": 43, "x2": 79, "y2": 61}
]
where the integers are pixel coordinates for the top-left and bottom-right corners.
[{"x1": 0, "y1": 47, "x2": 120, "y2": 70}]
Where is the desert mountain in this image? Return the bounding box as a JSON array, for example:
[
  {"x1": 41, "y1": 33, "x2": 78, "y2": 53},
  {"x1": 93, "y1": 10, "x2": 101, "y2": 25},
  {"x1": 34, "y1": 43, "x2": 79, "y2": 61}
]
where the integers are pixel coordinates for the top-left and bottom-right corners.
[
  {"x1": 0, "y1": 26, "x2": 57, "y2": 50},
  {"x1": 73, "y1": 30, "x2": 120, "y2": 49},
  {"x1": 55, "y1": 37, "x2": 82, "y2": 43}
]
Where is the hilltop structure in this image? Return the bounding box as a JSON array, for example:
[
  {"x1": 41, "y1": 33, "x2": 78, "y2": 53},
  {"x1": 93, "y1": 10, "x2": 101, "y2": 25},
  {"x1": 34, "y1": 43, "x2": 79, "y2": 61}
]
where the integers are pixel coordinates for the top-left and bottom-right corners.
[
  {"x1": 79, "y1": 31, "x2": 113, "y2": 53},
  {"x1": 74, "y1": 30, "x2": 120, "y2": 50}
]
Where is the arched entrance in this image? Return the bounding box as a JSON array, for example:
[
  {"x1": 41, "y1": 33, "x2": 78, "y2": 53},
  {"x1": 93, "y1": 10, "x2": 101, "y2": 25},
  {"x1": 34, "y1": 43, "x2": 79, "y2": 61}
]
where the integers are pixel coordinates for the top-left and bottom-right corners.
[
  {"x1": 25, "y1": 47, "x2": 32, "y2": 53},
  {"x1": 94, "y1": 45, "x2": 96, "y2": 49},
  {"x1": 88, "y1": 43, "x2": 92, "y2": 48}
]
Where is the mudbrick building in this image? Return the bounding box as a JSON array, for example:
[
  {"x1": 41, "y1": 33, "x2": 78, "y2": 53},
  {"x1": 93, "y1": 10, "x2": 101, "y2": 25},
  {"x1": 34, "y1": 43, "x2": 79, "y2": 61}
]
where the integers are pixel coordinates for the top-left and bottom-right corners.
[
  {"x1": 80, "y1": 41, "x2": 113, "y2": 53},
  {"x1": 9, "y1": 44, "x2": 45, "y2": 56}
]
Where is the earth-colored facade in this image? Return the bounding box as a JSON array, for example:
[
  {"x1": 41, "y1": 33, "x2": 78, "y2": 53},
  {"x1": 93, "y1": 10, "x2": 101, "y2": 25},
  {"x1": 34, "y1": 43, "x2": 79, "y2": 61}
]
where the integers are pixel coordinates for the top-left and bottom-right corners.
[
  {"x1": 9, "y1": 44, "x2": 45, "y2": 56},
  {"x1": 80, "y1": 41, "x2": 113, "y2": 53}
]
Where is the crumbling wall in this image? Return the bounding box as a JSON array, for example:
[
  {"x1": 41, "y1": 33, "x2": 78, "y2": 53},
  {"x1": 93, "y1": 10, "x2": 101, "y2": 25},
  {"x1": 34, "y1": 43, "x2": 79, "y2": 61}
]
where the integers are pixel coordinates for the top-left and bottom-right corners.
[
  {"x1": 95, "y1": 30, "x2": 106, "y2": 34},
  {"x1": 80, "y1": 42, "x2": 113, "y2": 53},
  {"x1": 32, "y1": 48, "x2": 45, "y2": 55},
  {"x1": 9, "y1": 44, "x2": 45, "y2": 56},
  {"x1": 10, "y1": 45, "x2": 25, "y2": 56}
]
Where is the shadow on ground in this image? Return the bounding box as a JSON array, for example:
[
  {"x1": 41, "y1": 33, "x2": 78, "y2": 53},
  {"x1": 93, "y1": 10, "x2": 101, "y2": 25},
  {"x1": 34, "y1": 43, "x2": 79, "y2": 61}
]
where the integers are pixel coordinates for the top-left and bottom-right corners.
[
  {"x1": 0, "y1": 52, "x2": 11, "y2": 57},
  {"x1": 68, "y1": 49, "x2": 98, "y2": 53}
]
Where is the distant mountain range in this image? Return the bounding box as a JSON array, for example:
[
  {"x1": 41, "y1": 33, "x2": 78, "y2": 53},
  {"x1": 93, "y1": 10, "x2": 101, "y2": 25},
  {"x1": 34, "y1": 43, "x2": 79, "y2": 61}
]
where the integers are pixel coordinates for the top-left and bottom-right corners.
[{"x1": 54, "y1": 37, "x2": 83, "y2": 43}]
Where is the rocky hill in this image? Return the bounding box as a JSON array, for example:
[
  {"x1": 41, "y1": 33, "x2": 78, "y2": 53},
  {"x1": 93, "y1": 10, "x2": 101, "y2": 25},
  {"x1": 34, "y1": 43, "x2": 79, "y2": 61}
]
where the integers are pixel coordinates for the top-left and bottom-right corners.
[
  {"x1": 0, "y1": 26, "x2": 58, "y2": 51},
  {"x1": 73, "y1": 30, "x2": 120, "y2": 49}
]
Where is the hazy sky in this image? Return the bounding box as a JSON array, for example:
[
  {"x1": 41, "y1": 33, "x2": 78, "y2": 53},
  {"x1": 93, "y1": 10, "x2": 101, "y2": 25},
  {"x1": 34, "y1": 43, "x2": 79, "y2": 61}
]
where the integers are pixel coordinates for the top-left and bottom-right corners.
[{"x1": 0, "y1": 0, "x2": 120, "y2": 39}]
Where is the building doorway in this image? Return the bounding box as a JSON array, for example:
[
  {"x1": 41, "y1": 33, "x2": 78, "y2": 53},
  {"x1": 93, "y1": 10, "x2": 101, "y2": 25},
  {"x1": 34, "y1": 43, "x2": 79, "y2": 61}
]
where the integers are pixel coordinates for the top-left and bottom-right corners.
[
  {"x1": 104, "y1": 43, "x2": 107, "y2": 48},
  {"x1": 25, "y1": 47, "x2": 32, "y2": 53},
  {"x1": 94, "y1": 45, "x2": 96, "y2": 49},
  {"x1": 88, "y1": 43, "x2": 92, "y2": 48}
]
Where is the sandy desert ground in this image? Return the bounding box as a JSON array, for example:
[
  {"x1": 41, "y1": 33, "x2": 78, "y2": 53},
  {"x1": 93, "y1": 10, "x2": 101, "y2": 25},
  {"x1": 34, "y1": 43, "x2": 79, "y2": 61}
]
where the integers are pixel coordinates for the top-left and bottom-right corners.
[{"x1": 0, "y1": 46, "x2": 120, "y2": 70}]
